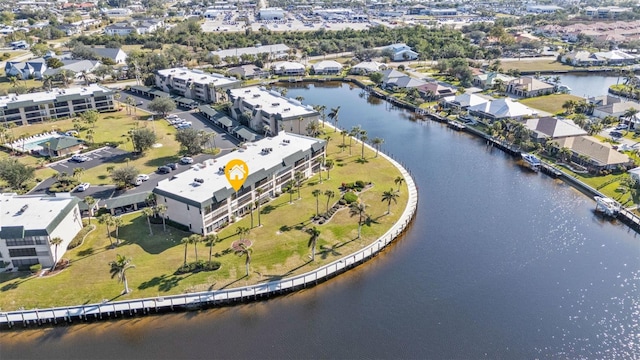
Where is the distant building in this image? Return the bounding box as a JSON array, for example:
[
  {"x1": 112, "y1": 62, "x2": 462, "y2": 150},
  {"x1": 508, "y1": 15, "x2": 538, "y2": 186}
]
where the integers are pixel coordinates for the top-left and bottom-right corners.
[
  {"x1": 258, "y1": 7, "x2": 285, "y2": 20},
  {"x1": 211, "y1": 44, "x2": 290, "y2": 61},
  {"x1": 350, "y1": 61, "x2": 387, "y2": 75},
  {"x1": 506, "y1": 76, "x2": 555, "y2": 97},
  {"x1": 384, "y1": 43, "x2": 419, "y2": 61},
  {"x1": 4, "y1": 58, "x2": 47, "y2": 80},
  {"x1": 227, "y1": 65, "x2": 269, "y2": 79},
  {"x1": 102, "y1": 8, "x2": 132, "y2": 17},
  {"x1": 584, "y1": 6, "x2": 632, "y2": 19},
  {"x1": 228, "y1": 86, "x2": 320, "y2": 136},
  {"x1": 311, "y1": 60, "x2": 343, "y2": 75},
  {"x1": 271, "y1": 61, "x2": 306, "y2": 76},
  {"x1": 526, "y1": 5, "x2": 563, "y2": 13},
  {"x1": 0, "y1": 193, "x2": 83, "y2": 270},
  {"x1": 88, "y1": 48, "x2": 128, "y2": 64},
  {"x1": 155, "y1": 68, "x2": 242, "y2": 103}
]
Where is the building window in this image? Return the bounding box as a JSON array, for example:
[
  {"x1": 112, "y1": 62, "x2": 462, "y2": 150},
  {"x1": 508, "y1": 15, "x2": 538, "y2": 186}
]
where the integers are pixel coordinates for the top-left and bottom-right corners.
[
  {"x1": 9, "y1": 248, "x2": 38, "y2": 257},
  {"x1": 5, "y1": 238, "x2": 35, "y2": 246},
  {"x1": 12, "y1": 258, "x2": 39, "y2": 268}
]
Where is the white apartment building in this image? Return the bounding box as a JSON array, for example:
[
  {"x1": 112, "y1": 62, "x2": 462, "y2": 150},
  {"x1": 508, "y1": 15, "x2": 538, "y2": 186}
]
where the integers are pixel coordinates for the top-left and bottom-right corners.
[
  {"x1": 155, "y1": 68, "x2": 242, "y2": 103},
  {"x1": 228, "y1": 86, "x2": 320, "y2": 136},
  {"x1": 153, "y1": 132, "x2": 326, "y2": 235},
  {"x1": 0, "y1": 193, "x2": 83, "y2": 270},
  {"x1": 211, "y1": 44, "x2": 290, "y2": 61},
  {"x1": 0, "y1": 84, "x2": 116, "y2": 126}
]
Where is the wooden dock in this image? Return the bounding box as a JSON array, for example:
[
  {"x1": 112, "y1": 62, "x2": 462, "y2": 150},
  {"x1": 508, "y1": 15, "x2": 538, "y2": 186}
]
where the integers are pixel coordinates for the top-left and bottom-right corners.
[
  {"x1": 540, "y1": 164, "x2": 563, "y2": 178},
  {"x1": 447, "y1": 121, "x2": 466, "y2": 131}
]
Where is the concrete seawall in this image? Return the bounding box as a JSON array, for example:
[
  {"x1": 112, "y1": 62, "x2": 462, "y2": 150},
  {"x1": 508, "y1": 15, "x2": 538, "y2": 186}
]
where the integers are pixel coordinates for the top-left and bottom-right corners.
[{"x1": 0, "y1": 145, "x2": 419, "y2": 329}]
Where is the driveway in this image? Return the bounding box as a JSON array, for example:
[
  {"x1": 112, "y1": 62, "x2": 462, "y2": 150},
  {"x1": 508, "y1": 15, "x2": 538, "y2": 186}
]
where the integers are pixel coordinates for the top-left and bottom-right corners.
[{"x1": 50, "y1": 147, "x2": 129, "y2": 174}]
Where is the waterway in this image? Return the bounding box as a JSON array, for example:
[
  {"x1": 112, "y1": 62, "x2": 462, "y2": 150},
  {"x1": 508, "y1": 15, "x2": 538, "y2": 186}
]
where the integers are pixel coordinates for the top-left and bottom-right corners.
[
  {"x1": 2, "y1": 83, "x2": 638, "y2": 359},
  {"x1": 556, "y1": 74, "x2": 620, "y2": 98}
]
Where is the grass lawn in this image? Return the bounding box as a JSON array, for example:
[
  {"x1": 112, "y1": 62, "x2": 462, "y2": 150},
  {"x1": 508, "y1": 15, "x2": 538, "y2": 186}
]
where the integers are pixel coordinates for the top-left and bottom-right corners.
[
  {"x1": 499, "y1": 59, "x2": 573, "y2": 72},
  {"x1": 519, "y1": 94, "x2": 584, "y2": 115},
  {"x1": 0, "y1": 76, "x2": 42, "y2": 93},
  {"x1": 0, "y1": 129, "x2": 409, "y2": 310}
]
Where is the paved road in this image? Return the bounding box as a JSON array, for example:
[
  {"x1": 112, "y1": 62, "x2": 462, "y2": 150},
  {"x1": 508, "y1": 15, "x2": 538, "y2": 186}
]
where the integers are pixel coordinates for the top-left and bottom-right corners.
[{"x1": 50, "y1": 147, "x2": 129, "y2": 174}]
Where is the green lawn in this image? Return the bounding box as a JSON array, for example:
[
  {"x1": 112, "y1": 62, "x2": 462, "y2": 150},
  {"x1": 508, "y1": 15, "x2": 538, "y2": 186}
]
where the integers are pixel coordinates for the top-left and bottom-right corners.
[
  {"x1": 519, "y1": 94, "x2": 584, "y2": 115},
  {"x1": 499, "y1": 59, "x2": 573, "y2": 72},
  {"x1": 0, "y1": 76, "x2": 43, "y2": 93},
  {"x1": 0, "y1": 129, "x2": 409, "y2": 310}
]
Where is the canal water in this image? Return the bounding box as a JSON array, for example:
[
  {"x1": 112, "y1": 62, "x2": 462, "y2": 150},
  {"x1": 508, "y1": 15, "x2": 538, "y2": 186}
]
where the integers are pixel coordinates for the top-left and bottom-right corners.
[
  {"x1": 2, "y1": 83, "x2": 638, "y2": 359},
  {"x1": 556, "y1": 74, "x2": 620, "y2": 98}
]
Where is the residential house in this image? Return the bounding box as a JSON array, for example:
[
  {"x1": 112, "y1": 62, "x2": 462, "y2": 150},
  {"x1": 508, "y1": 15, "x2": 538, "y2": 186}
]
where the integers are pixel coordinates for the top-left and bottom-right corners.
[
  {"x1": 311, "y1": 60, "x2": 343, "y2": 75},
  {"x1": 38, "y1": 136, "x2": 84, "y2": 157},
  {"x1": 89, "y1": 48, "x2": 128, "y2": 64},
  {"x1": 594, "y1": 50, "x2": 637, "y2": 65},
  {"x1": 4, "y1": 58, "x2": 47, "y2": 80},
  {"x1": 468, "y1": 98, "x2": 537, "y2": 121},
  {"x1": 350, "y1": 61, "x2": 386, "y2": 75},
  {"x1": 472, "y1": 72, "x2": 516, "y2": 89},
  {"x1": 227, "y1": 65, "x2": 269, "y2": 79},
  {"x1": 384, "y1": 75, "x2": 426, "y2": 90},
  {"x1": 523, "y1": 116, "x2": 588, "y2": 142},
  {"x1": 211, "y1": 44, "x2": 290, "y2": 61},
  {"x1": 153, "y1": 132, "x2": 325, "y2": 235},
  {"x1": 441, "y1": 93, "x2": 491, "y2": 110},
  {"x1": 592, "y1": 101, "x2": 640, "y2": 120},
  {"x1": 506, "y1": 76, "x2": 555, "y2": 97},
  {"x1": 42, "y1": 59, "x2": 101, "y2": 79},
  {"x1": 271, "y1": 61, "x2": 306, "y2": 76},
  {"x1": 155, "y1": 68, "x2": 241, "y2": 103},
  {"x1": 417, "y1": 82, "x2": 456, "y2": 100},
  {"x1": 0, "y1": 193, "x2": 83, "y2": 270},
  {"x1": 104, "y1": 23, "x2": 136, "y2": 36},
  {"x1": 384, "y1": 43, "x2": 419, "y2": 61},
  {"x1": 561, "y1": 51, "x2": 606, "y2": 67},
  {"x1": 554, "y1": 135, "x2": 632, "y2": 171},
  {"x1": 627, "y1": 167, "x2": 640, "y2": 182}
]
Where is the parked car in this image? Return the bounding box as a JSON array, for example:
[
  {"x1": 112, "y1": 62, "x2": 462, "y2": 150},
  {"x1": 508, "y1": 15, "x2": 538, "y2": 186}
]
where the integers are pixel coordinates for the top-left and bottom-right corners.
[
  {"x1": 180, "y1": 157, "x2": 194, "y2": 164},
  {"x1": 65, "y1": 130, "x2": 79, "y2": 136},
  {"x1": 157, "y1": 166, "x2": 172, "y2": 174},
  {"x1": 167, "y1": 114, "x2": 178, "y2": 120},
  {"x1": 137, "y1": 100, "x2": 144, "y2": 106},
  {"x1": 131, "y1": 177, "x2": 143, "y2": 186},
  {"x1": 71, "y1": 154, "x2": 89, "y2": 162},
  {"x1": 610, "y1": 131, "x2": 623, "y2": 138},
  {"x1": 137, "y1": 174, "x2": 149, "y2": 181},
  {"x1": 77, "y1": 183, "x2": 90, "y2": 192},
  {"x1": 176, "y1": 124, "x2": 192, "y2": 129},
  {"x1": 166, "y1": 162, "x2": 178, "y2": 170}
]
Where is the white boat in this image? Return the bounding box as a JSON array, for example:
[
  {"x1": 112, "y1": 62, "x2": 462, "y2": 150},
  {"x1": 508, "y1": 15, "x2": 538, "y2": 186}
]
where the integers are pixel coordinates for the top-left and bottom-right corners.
[
  {"x1": 521, "y1": 153, "x2": 542, "y2": 171},
  {"x1": 594, "y1": 196, "x2": 620, "y2": 216},
  {"x1": 557, "y1": 84, "x2": 572, "y2": 93}
]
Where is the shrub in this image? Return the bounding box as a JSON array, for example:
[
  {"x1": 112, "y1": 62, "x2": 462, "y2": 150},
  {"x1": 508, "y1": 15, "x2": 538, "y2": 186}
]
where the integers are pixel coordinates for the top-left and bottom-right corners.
[
  {"x1": 343, "y1": 192, "x2": 358, "y2": 204},
  {"x1": 355, "y1": 180, "x2": 365, "y2": 188},
  {"x1": 338, "y1": 199, "x2": 346, "y2": 206},
  {"x1": 30, "y1": 263, "x2": 42, "y2": 273},
  {"x1": 175, "y1": 260, "x2": 221, "y2": 274}
]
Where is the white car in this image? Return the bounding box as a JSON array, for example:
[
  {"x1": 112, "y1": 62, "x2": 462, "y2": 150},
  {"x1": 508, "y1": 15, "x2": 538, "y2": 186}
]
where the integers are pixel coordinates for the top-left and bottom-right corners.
[
  {"x1": 77, "y1": 183, "x2": 90, "y2": 192},
  {"x1": 137, "y1": 174, "x2": 149, "y2": 181},
  {"x1": 167, "y1": 114, "x2": 178, "y2": 120},
  {"x1": 180, "y1": 157, "x2": 194, "y2": 164},
  {"x1": 71, "y1": 154, "x2": 90, "y2": 162}
]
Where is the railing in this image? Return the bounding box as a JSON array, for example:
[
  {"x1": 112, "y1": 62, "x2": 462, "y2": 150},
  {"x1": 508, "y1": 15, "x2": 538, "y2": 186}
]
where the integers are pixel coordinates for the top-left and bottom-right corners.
[{"x1": 0, "y1": 147, "x2": 418, "y2": 329}]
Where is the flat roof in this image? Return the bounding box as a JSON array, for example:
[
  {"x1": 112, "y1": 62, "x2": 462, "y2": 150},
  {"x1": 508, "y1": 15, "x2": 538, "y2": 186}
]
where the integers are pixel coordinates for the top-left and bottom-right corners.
[
  {"x1": 0, "y1": 193, "x2": 78, "y2": 231},
  {"x1": 154, "y1": 132, "x2": 323, "y2": 204},
  {"x1": 211, "y1": 44, "x2": 290, "y2": 59},
  {"x1": 0, "y1": 84, "x2": 112, "y2": 109},
  {"x1": 229, "y1": 86, "x2": 318, "y2": 119},
  {"x1": 157, "y1": 68, "x2": 239, "y2": 87}
]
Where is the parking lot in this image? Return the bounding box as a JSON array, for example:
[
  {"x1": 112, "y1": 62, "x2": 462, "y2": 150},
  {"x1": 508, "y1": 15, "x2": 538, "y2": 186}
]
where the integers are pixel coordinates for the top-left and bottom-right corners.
[{"x1": 50, "y1": 147, "x2": 129, "y2": 174}]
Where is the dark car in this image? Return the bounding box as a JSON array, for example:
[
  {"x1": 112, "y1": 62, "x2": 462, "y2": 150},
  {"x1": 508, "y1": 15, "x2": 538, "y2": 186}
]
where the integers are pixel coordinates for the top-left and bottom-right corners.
[
  {"x1": 166, "y1": 162, "x2": 178, "y2": 170},
  {"x1": 157, "y1": 166, "x2": 172, "y2": 174},
  {"x1": 610, "y1": 131, "x2": 623, "y2": 138}
]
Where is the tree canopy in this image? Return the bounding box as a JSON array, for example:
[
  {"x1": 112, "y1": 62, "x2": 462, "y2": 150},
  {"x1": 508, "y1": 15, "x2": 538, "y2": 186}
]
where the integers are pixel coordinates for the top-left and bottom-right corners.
[
  {"x1": 0, "y1": 158, "x2": 35, "y2": 190},
  {"x1": 110, "y1": 166, "x2": 139, "y2": 187},
  {"x1": 147, "y1": 97, "x2": 176, "y2": 116},
  {"x1": 175, "y1": 128, "x2": 211, "y2": 155},
  {"x1": 130, "y1": 127, "x2": 157, "y2": 154}
]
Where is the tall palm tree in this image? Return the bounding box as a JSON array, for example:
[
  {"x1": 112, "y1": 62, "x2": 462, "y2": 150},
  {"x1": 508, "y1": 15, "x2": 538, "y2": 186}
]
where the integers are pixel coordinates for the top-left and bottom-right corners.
[
  {"x1": 294, "y1": 171, "x2": 304, "y2": 200},
  {"x1": 109, "y1": 254, "x2": 135, "y2": 295},
  {"x1": 340, "y1": 130, "x2": 348, "y2": 151},
  {"x1": 306, "y1": 120, "x2": 320, "y2": 137},
  {"x1": 324, "y1": 159, "x2": 334, "y2": 179},
  {"x1": 98, "y1": 214, "x2": 115, "y2": 248},
  {"x1": 394, "y1": 176, "x2": 405, "y2": 191},
  {"x1": 73, "y1": 167, "x2": 85, "y2": 180},
  {"x1": 307, "y1": 227, "x2": 320, "y2": 261},
  {"x1": 312, "y1": 189, "x2": 322, "y2": 217},
  {"x1": 349, "y1": 201, "x2": 367, "y2": 239},
  {"x1": 235, "y1": 243, "x2": 252, "y2": 277},
  {"x1": 142, "y1": 207, "x2": 154, "y2": 235},
  {"x1": 324, "y1": 189, "x2": 335, "y2": 215},
  {"x1": 381, "y1": 188, "x2": 400, "y2": 215},
  {"x1": 360, "y1": 134, "x2": 368, "y2": 159},
  {"x1": 371, "y1": 137, "x2": 384, "y2": 157},
  {"x1": 255, "y1": 188, "x2": 265, "y2": 226},
  {"x1": 181, "y1": 236, "x2": 190, "y2": 266},
  {"x1": 113, "y1": 216, "x2": 124, "y2": 245},
  {"x1": 205, "y1": 234, "x2": 219, "y2": 264},
  {"x1": 314, "y1": 105, "x2": 327, "y2": 128},
  {"x1": 50, "y1": 237, "x2": 63, "y2": 270},
  {"x1": 83, "y1": 196, "x2": 96, "y2": 223},
  {"x1": 155, "y1": 204, "x2": 167, "y2": 232},
  {"x1": 328, "y1": 106, "x2": 341, "y2": 132},
  {"x1": 286, "y1": 180, "x2": 296, "y2": 204},
  {"x1": 236, "y1": 226, "x2": 250, "y2": 240},
  {"x1": 189, "y1": 234, "x2": 202, "y2": 262},
  {"x1": 295, "y1": 96, "x2": 304, "y2": 103},
  {"x1": 623, "y1": 107, "x2": 639, "y2": 133}
]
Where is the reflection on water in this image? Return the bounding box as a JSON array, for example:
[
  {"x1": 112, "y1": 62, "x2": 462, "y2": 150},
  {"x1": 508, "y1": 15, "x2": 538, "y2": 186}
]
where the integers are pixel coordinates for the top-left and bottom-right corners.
[{"x1": 2, "y1": 83, "x2": 638, "y2": 360}]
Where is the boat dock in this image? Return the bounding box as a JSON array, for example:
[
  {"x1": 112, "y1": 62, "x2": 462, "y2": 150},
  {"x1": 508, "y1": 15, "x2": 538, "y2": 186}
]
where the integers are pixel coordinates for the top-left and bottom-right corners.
[
  {"x1": 447, "y1": 121, "x2": 466, "y2": 131},
  {"x1": 540, "y1": 164, "x2": 563, "y2": 178}
]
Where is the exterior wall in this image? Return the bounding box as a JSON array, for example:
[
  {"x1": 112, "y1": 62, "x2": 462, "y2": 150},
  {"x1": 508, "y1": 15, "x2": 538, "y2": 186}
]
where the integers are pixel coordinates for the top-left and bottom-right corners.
[{"x1": 158, "y1": 196, "x2": 205, "y2": 234}]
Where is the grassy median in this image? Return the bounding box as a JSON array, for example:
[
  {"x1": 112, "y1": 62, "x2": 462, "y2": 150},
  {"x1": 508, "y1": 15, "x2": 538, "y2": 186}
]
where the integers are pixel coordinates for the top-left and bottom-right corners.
[{"x1": 0, "y1": 129, "x2": 409, "y2": 310}]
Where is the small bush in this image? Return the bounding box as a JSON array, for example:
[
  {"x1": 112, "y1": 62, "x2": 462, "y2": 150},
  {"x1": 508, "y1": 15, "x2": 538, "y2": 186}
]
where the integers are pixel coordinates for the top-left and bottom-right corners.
[
  {"x1": 338, "y1": 199, "x2": 346, "y2": 205},
  {"x1": 343, "y1": 192, "x2": 358, "y2": 204},
  {"x1": 30, "y1": 263, "x2": 42, "y2": 273},
  {"x1": 175, "y1": 260, "x2": 221, "y2": 274},
  {"x1": 355, "y1": 180, "x2": 365, "y2": 188}
]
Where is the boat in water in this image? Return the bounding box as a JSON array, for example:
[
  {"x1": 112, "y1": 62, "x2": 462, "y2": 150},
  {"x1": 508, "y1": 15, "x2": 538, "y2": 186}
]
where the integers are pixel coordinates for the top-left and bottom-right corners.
[
  {"x1": 521, "y1": 153, "x2": 542, "y2": 172},
  {"x1": 594, "y1": 196, "x2": 620, "y2": 216}
]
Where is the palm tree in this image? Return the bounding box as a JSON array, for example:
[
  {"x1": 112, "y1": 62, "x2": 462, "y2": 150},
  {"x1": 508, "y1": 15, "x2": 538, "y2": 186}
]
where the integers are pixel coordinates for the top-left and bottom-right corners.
[
  {"x1": 306, "y1": 120, "x2": 320, "y2": 137},
  {"x1": 328, "y1": 106, "x2": 341, "y2": 132},
  {"x1": 142, "y1": 207, "x2": 154, "y2": 235},
  {"x1": 109, "y1": 254, "x2": 135, "y2": 295},
  {"x1": 623, "y1": 107, "x2": 639, "y2": 133},
  {"x1": 360, "y1": 134, "x2": 368, "y2": 159},
  {"x1": 381, "y1": 188, "x2": 400, "y2": 215},
  {"x1": 286, "y1": 180, "x2": 296, "y2": 204},
  {"x1": 113, "y1": 216, "x2": 124, "y2": 245},
  {"x1": 340, "y1": 130, "x2": 348, "y2": 151},
  {"x1": 562, "y1": 100, "x2": 577, "y2": 115},
  {"x1": 235, "y1": 243, "x2": 252, "y2": 277},
  {"x1": 189, "y1": 234, "x2": 202, "y2": 262},
  {"x1": 324, "y1": 190, "x2": 335, "y2": 215},
  {"x1": 294, "y1": 171, "x2": 304, "y2": 200},
  {"x1": 324, "y1": 159, "x2": 334, "y2": 179},
  {"x1": 83, "y1": 196, "x2": 96, "y2": 223},
  {"x1": 205, "y1": 234, "x2": 219, "y2": 264},
  {"x1": 73, "y1": 167, "x2": 85, "y2": 180},
  {"x1": 371, "y1": 137, "x2": 384, "y2": 157},
  {"x1": 312, "y1": 189, "x2": 322, "y2": 217},
  {"x1": 236, "y1": 226, "x2": 250, "y2": 240},
  {"x1": 50, "y1": 237, "x2": 63, "y2": 270},
  {"x1": 155, "y1": 204, "x2": 167, "y2": 232},
  {"x1": 559, "y1": 147, "x2": 573, "y2": 163},
  {"x1": 263, "y1": 124, "x2": 271, "y2": 137},
  {"x1": 295, "y1": 96, "x2": 304, "y2": 103},
  {"x1": 255, "y1": 187, "x2": 265, "y2": 226},
  {"x1": 314, "y1": 105, "x2": 327, "y2": 127},
  {"x1": 98, "y1": 213, "x2": 115, "y2": 248},
  {"x1": 349, "y1": 201, "x2": 366, "y2": 239},
  {"x1": 307, "y1": 227, "x2": 320, "y2": 261},
  {"x1": 181, "y1": 236, "x2": 189, "y2": 266},
  {"x1": 394, "y1": 176, "x2": 405, "y2": 191}
]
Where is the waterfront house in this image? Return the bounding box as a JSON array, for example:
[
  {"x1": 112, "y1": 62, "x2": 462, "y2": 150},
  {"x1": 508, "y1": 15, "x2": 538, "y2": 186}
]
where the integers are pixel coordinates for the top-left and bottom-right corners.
[
  {"x1": 592, "y1": 101, "x2": 640, "y2": 120},
  {"x1": 553, "y1": 135, "x2": 632, "y2": 171},
  {"x1": 593, "y1": 50, "x2": 637, "y2": 65},
  {"x1": 472, "y1": 72, "x2": 516, "y2": 90},
  {"x1": 523, "y1": 117, "x2": 588, "y2": 142},
  {"x1": 417, "y1": 82, "x2": 456, "y2": 100},
  {"x1": 350, "y1": 61, "x2": 387, "y2": 75},
  {"x1": 227, "y1": 65, "x2": 269, "y2": 79},
  {"x1": 441, "y1": 93, "x2": 491, "y2": 111},
  {"x1": 271, "y1": 61, "x2": 306, "y2": 76},
  {"x1": 506, "y1": 76, "x2": 555, "y2": 98},
  {"x1": 311, "y1": 60, "x2": 343, "y2": 75},
  {"x1": 467, "y1": 98, "x2": 537, "y2": 121},
  {"x1": 628, "y1": 167, "x2": 640, "y2": 182},
  {"x1": 0, "y1": 193, "x2": 82, "y2": 270},
  {"x1": 384, "y1": 43, "x2": 419, "y2": 62}
]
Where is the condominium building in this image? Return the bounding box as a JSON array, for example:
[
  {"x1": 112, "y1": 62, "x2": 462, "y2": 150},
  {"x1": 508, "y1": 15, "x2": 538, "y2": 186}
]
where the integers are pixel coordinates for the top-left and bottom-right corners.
[
  {"x1": 0, "y1": 193, "x2": 83, "y2": 270},
  {"x1": 0, "y1": 84, "x2": 116, "y2": 126},
  {"x1": 228, "y1": 86, "x2": 319, "y2": 136},
  {"x1": 153, "y1": 132, "x2": 325, "y2": 235},
  {"x1": 155, "y1": 68, "x2": 242, "y2": 104}
]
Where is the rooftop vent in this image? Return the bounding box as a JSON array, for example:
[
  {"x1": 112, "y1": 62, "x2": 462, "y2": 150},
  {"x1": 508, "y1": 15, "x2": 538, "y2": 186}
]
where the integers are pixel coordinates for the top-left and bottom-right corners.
[
  {"x1": 194, "y1": 178, "x2": 204, "y2": 184},
  {"x1": 16, "y1": 204, "x2": 28, "y2": 215},
  {"x1": 244, "y1": 89, "x2": 251, "y2": 93},
  {"x1": 271, "y1": 103, "x2": 280, "y2": 107},
  {"x1": 283, "y1": 108, "x2": 290, "y2": 112},
  {"x1": 253, "y1": 94, "x2": 260, "y2": 98},
  {"x1": 283, "y1": 139, "x2": 291, "y2": 144}
]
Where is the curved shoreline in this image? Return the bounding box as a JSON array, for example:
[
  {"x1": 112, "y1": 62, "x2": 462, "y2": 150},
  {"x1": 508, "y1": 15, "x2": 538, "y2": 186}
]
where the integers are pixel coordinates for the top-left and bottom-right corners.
[{"x1": 0, "y1": 146, "x2": 418, "y2": 329}]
